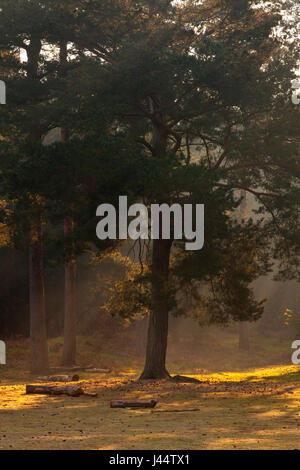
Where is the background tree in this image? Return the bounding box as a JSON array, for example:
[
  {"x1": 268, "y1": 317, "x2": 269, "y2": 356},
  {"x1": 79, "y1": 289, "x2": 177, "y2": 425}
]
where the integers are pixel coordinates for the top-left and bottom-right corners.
[{"x1": 0, "y1": 0, "x2": 87, "y2": 372}]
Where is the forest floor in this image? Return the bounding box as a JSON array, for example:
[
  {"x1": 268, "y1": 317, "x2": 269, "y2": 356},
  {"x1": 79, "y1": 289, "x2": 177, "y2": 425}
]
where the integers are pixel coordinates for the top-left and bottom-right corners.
[{"x1": 1, "y1": 326, "x2": 300, "y2": 450}]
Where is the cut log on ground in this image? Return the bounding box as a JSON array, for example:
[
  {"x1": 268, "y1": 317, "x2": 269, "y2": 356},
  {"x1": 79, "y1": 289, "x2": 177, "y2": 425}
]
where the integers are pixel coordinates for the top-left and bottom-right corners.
[
  {"x1": 26, "y1": 384, "x2": 84, "y2": 397},
  {"x1": 49, "y1": 365, "x2": 93, "y2": 373},
  {"x1": 110, "y1": 400, "x2": 157, "y2": 409},
  {"x1": 37, "y1": 375, "x2": 80, "y2": 382},
  {"x1": 49, "y1": 365, "x2": 111, "y2": 373}
]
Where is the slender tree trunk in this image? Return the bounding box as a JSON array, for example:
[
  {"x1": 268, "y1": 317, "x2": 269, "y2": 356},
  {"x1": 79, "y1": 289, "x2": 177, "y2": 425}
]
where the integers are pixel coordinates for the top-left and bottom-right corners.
[
  {"x1": 238, "y1": 190, "x2": 250, "y2": 351},
  {"x1": 26, "y1": 34, "x2": 49, "y2": 374},
  {"x1": 61, "y1": 212, "x2": 77, "y2": 366},
  {"x1": 140, "y1": 239, "x2": 172, "y2": 379},
  {"x1": 61, "y1": 128, "x2": 77, "y2": 367},
  {"x1": 239, "y1": 322, "x2": 250, "y2": 350},
  {"x1": 0, "y1": 247, "x2": 14, "y2": 337},
  {"x1": 59, "y1": 45, "x2": 77, "y2": 366},
  {"x1": 29, "y1": 212, "x2": 49, "y2": 374}
]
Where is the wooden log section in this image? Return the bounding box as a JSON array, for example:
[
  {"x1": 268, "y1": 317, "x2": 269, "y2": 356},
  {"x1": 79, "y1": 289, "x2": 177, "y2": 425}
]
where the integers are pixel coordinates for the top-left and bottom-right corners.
[
  {"x1": 37, "y1": 375, "x2": 80, "y2": 382},
  {"x1": 49, "y1": 366, "x2": 111, "y2": 373},
  {"x1": 49, "y1": 365, "x2": 92, "y2": 372},
  {"x1": 26, "y1": 384, "x2": 84, "y2": 397},
  {"x1": 110, "y1": 400, "x2": 157, "y2": 409}
]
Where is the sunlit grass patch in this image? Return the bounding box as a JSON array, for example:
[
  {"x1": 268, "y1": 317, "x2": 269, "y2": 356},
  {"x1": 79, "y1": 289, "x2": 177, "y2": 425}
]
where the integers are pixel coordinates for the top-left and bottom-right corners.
[{"x1": 1, "y1": 333, "x2": 300, "y2": 449}]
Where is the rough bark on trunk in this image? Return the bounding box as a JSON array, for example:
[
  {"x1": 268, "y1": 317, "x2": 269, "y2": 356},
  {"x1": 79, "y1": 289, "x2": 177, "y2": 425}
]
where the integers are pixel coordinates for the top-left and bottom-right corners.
[
  {"x1": 140, "y1": 239, "x2": 172, "y2": 379},
  {"x1": 239, "y1": 322, "x2": 250, "y2": 350},
  {"x1": 29, "y1": 213, "x2": 49, "y2": 374},
  {"x1": 136, "y1": 316, "x2": 149, "y2": 357}
]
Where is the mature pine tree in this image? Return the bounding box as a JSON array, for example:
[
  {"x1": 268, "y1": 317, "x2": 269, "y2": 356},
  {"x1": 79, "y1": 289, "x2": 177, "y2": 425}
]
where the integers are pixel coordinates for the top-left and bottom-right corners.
[{"x1": 74, "y1": 0, "x2": 299, "y2": 378}]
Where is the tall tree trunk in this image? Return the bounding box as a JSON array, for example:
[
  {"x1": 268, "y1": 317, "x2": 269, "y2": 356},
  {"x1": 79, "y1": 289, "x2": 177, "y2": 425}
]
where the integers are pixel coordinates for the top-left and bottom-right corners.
[
  {"x1": 61, "y1": 193, "x2": 77, "y2": 370},
  {"x1": 29, "y1": 211, "x2": 49, "y2": 374},
  {"x1": 61, "y1": 212, "x2": 77, "y2": 366},
  {"x1": 140, "y1": 1, "x2": 171, "y2": 379},
  {"x1": 140, "y1": 239, "x2": 172, "y2": 379},
  {"x1": 238, "y1": 190, "x2": 250, "y2": 351},
  {"x1": 61, "y1": 127, "x2": 77, "y2": 367},
  {"x1": 239, "y1": 322, "x2": 250, "y2": 350},
  {"x1": 26, "y1": 32, "x2": 49, "y2": 374},
  {"x1": 0, "y1": 247, "x2": 14, "y2": 337}
]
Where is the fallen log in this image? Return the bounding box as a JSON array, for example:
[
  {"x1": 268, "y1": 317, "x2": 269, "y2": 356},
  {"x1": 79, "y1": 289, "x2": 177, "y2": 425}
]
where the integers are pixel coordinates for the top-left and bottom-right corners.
[
  {"x1": 26, "y1": 384, "x2": 84, "y2": 397},
  {"x1": 37, "y1": 375, "x2": 80, "y2": 383},
  {"x1": 49, "y1": 365, "x2": 110, "y2": 373},
  {"x1": 49, "y1": 365, "x2": 93, "y2": 373},
  {"x1": 110, "y1": 400, "x2": 157, "y2": 409}
]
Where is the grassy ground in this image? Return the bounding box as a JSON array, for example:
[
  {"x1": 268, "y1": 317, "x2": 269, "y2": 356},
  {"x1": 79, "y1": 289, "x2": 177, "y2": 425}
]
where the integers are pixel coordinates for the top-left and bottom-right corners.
[{"x1": 1, "y1": 325, "x2": 300, "y2": 450}]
